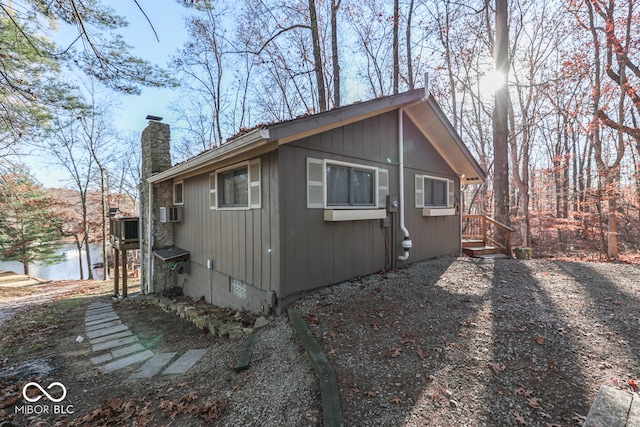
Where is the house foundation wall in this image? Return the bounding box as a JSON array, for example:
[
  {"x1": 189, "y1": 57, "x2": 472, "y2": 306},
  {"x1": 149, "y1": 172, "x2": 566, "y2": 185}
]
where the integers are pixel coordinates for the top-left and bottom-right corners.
[{"x1": 177, "y1": 262, "x2": 276, "y2": 315}]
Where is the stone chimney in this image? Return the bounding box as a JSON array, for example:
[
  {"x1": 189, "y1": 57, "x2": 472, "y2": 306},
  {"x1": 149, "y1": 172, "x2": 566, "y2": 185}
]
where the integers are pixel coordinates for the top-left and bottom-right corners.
[{"x1": 140, "y1": 120, "x2": 174, "y2": 294}]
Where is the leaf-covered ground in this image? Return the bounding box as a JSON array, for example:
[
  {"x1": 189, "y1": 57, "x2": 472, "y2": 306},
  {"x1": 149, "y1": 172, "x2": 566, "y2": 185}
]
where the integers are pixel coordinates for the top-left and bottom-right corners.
[
  {"x1": 1, "y1": 257, "x2": 639, "y2": 426},
  {"x1": 295, "y1": 257, "x2": 640, "y2": 426}
]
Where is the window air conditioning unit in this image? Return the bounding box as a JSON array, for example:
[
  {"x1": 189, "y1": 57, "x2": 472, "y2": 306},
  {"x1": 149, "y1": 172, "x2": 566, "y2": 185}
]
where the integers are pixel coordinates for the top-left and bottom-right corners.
[{"x1": 159, "y1": 206, "x2": 183, "y2": 223}]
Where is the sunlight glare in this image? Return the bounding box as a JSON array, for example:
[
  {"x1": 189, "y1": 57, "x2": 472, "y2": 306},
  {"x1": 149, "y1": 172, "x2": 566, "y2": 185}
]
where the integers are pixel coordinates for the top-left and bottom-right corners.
[{"x1": 479, "y1": 70, "x2": 506, "y2": 98}]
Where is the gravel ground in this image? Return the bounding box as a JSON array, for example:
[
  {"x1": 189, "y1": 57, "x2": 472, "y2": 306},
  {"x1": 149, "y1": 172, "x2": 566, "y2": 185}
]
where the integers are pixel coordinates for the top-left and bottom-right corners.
[
  {"x1": 2, "y1": 256, "x2": 640, "y2": 426},
  {"x1": 293, "y1": 256, "x2": 640, "y2": 426}
]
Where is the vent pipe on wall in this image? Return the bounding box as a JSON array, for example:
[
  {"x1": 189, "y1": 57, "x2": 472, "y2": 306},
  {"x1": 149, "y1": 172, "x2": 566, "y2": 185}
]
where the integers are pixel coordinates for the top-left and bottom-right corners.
[{"x1": 398, "y1": 88, "x2": 429, "y2": 261}]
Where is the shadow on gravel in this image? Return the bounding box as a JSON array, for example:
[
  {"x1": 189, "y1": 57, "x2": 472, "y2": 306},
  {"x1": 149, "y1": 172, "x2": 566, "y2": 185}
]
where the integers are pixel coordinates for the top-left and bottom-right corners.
[
  {"x1": 485, "y1": 260, "x2": 590, "y2": 426},
  {"x1": 303, "y1": 257, "x2": 491, "y2": 425},
  {"x1": 554, "y1": 261, "x2": 640, "y2": 368}
]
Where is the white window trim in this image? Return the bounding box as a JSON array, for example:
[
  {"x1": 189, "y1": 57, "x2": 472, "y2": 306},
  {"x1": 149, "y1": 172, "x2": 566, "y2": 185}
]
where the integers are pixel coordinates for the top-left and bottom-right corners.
[
  {"x1": 211, "y1": 159, "x2": 261, "y2": 211},
  {"x1": 324, "y1": 159, "x2": 379, "y2": 210},
  {"x1": 416, "y1": 174, "x2": 456, "y2": 216},
  {"x1": 307, "y1": 157, "x2": 388, "y2": 221},
  {"x1": 209, "y1": 172, "x2": 217, "y2": 210},
  {"x1": 173, "y1": 181, "x2": 184, "y2": 206}
]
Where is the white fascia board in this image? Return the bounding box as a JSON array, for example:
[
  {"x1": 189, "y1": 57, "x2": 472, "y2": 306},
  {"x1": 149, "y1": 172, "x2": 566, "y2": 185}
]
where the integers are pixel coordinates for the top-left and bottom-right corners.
[{"x1": 147, "y1": 129, "x2": 270, "y2": 184}]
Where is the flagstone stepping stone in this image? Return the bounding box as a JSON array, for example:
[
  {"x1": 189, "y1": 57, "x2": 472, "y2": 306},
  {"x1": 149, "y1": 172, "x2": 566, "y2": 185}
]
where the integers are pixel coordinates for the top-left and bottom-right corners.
[
  {"x1": 86, "y1": 324, "x2": 129, "y2": 339},
  {"x1": 100, "y1": 350, "x2": 154, "y2": 373},
  {"x1": 92, "y1": 335, "x2": 140, "y2": 352},
  {"x1": 129, "y1": 353, "x2": 176, "y2": 379},
  {"x1": 89, "y1": 330, "x2": 132, "y2": 344},
  {"x1": 86, "y1": 320, "x2": 122, "y2": 332},
  {"x1": 162, "y1": 349, "x2": 207, "y2": 375},
  {"x1": 84, "y1": 302, "x2": 208, "y2": 378},
  {"x1": 86, "y1": 316, "x2": 120, "y2": 327}
]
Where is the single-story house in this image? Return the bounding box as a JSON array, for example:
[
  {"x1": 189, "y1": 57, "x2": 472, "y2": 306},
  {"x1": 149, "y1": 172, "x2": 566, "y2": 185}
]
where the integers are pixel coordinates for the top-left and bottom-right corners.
[{"x1": 141, "y1": 88, "x2": 485, "y2": 314}]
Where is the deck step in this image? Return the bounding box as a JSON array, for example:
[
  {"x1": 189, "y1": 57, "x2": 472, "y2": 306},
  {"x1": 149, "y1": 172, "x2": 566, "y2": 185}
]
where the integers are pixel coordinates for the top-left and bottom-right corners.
[
  {"x1": 462, "y1": 239, "x2": 485, "y2": 248},
  {"x1": 463, "y1": 246, "x2": 509, "y2": 258},
  {"x1": 476, "y1": 253, "x2": 510, "y2": 259}
]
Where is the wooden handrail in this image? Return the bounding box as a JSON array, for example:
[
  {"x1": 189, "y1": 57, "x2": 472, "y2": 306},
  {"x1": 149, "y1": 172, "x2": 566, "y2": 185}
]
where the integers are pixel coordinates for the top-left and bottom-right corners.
[{"x1": 462, "y1": 214, "x2": 513, "y2": 256}]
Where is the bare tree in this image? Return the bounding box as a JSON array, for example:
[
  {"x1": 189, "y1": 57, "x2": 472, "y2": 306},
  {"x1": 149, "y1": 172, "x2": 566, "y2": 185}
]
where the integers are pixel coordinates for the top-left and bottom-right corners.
[
  {"x1": 331, "y1": 0, "x2": 342, "y2": 107},
  {"x1": 493, "y1": 0, "x2": 510, "y2": 227}
]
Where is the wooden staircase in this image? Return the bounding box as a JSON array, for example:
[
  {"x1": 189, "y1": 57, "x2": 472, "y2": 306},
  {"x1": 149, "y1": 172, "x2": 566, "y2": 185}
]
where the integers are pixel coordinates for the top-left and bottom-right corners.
[{"x1": 462, "y1": 215, "x2": 514, "y2": 259}]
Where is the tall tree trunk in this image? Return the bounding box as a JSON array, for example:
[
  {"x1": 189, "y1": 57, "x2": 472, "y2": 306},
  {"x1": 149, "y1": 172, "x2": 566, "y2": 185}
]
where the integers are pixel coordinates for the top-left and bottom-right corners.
[
  {"x1": 392, "y1": 0, "x2": 399, "y2": 94},
  {"x1": 81, "y1": 191, "x2": 94, "y2": 280},
  {"x1": 607, "y1": 193, "x2": 619, "y2": 259},
  {"x1": 331, "y1": 0, "x2": 341, "y2": 107},
  {"x1": 76, "y1": 237, "x2": 84, "y2": 280},
  {"x1": 308, "y1": 0, "x2": 327, "y2": 112},
  {"x1": 493, "y1": 0, "x2": 510, "y2": 227},
  {"x1": 406, "y1": 0, "x2": 415, "y2": 90}
]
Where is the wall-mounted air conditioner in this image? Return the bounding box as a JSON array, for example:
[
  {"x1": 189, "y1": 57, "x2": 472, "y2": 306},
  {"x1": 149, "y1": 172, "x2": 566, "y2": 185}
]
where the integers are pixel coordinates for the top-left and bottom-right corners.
[{"x1": 159, "y1": 206, "x2": 183, "y2": 223}]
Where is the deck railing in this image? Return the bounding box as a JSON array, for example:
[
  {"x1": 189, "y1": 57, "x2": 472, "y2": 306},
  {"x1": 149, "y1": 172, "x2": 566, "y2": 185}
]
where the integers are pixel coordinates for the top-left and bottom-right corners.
[{"x1": 462, "y1": 214, "x2": 514, "y2": 256}]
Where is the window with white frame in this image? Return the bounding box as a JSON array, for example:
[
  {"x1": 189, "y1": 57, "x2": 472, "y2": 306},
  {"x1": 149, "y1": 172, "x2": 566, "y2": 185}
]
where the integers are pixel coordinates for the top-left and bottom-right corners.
[
  {"x1": 326, "y1": 163, "x2": 376, "y2": 207},
  {"x1": 173, "y1": 181, "x2": 184, "y2": 205},
  {"x1": 209, "y1": 159, "x2": 261, "y2": 210},
  {"x1": 415, "y1": 174, "x2": 455, "y2": 215},
  {"x1": 307, "y1": 158, "x2": 388, "y2": 212}
]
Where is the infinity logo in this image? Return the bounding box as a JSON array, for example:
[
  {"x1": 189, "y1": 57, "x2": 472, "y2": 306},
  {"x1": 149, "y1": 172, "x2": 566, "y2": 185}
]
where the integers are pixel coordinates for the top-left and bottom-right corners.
[{"x1": 22, "y1": 382, "x2": 67, "y2": 403}]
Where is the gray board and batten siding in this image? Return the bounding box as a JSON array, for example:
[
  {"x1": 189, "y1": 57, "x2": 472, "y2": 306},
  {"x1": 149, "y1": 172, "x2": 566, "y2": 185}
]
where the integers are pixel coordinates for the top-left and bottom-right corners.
[
  {"x1": 277, "y1": 109, "x2": 460, "y2": 306},
  {"x1": 145, "y1": 88, "x2": 484, "y2": 314},
  {"x1": 172, "y1": 151, "x2": 280, "y2": 312}
]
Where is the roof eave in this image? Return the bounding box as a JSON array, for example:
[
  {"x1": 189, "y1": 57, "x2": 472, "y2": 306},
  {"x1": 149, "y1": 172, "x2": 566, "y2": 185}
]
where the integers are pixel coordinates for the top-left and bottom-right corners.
[
  {"x1": 406, "y1": 95, "x2": 487, "y2": 185},
  {"x1": 147, "y1": 128, "x2": 270, "y2": 184}
]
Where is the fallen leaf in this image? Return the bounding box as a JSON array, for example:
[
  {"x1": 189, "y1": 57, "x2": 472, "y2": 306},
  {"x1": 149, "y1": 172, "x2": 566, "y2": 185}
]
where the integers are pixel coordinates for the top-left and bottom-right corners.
[
  {"x1": 416, "y1": 348, "x2": 427, "y2": 359},
  {"x1": 370, "y1": 323, "x2": 380, "y2": 331},
  {"x1": 0, "y1": 396, "x2": 18, "y2": 409},
  {"x1": 400, "y1": 337, "x2": 416, "y2": 345},
  {"x1": 463, "y1": 319, "x2": 478, "y2": 327},
  {"x1": 490, "y1": 363, "x2": 506, "y2": 372},
  {"x1": 390, "y1": 397, "x2": 402, "y2": 406},
  {"x1": 535, "y1": 335, "x2": 545, "y2": 345},
  {"x1": 389, "y1": 347, "x2": 402, "y2": 358},
  {"x1": 629, "y1": 379, "x2": 639, "y2": 392},
  {"x1": 514, "y1": 410, "x2": 526, "y2": 425},
  {"x1": 327, "y1": 349, "x2": 337, "y2": 357},
  {"x1": 528, "y1": 397, "x2": 542, "y2": 409},
  {"x1": 365, "y1": 391, "x2": 376, "y2": 397}
]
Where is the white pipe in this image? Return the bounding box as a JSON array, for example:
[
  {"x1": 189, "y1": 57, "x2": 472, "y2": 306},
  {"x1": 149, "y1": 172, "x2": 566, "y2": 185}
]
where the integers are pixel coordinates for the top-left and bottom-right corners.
[
  {"x1": 147, "y1": 181, "x2": 153, "y2": 294},
  {"x1": 398, "y1": 91, "x2": 428, "y2": 261}
]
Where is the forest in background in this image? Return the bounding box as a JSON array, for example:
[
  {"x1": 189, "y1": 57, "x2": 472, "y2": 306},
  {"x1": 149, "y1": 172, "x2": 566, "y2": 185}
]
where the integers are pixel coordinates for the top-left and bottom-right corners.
[
  {"x1": 2, "y1": 0, "x2": 640, "y2": 264},
  {"x1": 164, "y1": 0, "x2": 640, "y2": 260}
]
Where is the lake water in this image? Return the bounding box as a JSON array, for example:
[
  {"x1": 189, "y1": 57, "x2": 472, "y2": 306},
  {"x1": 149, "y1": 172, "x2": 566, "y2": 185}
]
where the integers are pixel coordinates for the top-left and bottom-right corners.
[{"x1": 0, "y1": 243, "x2": 104, "y2": 281}]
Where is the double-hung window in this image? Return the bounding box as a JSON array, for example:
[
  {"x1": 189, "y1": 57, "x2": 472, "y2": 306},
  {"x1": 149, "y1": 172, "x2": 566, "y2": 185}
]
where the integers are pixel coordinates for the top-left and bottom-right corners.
[
  {"x1": 209, "y1": 159, "x2": 261, "y2": 210},
  {"x1": 173, "y1": 181, "x2": 184, "y2": 205},
  {"x1": 415, "y1": 174, "x2": 455, "y2": 216},
  {"x1": 219, "y1": 166, "x2": 249, "y2": 208},
  {"x1": 307, "y1": 158, "x2": 388, "y2": 221},
  {"x1": 326, "y1": 164, "x2": 376, "y2": 207}
]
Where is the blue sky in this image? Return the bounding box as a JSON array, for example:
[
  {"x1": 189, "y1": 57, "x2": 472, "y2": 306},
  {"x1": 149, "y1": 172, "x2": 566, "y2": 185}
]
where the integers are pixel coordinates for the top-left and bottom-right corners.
[
  {"x1": 109, "y1": 0, "x2": 191, "y2": 132},
  {"x1": 28, "y1": 0, "x2": 191, "y2": 187}
]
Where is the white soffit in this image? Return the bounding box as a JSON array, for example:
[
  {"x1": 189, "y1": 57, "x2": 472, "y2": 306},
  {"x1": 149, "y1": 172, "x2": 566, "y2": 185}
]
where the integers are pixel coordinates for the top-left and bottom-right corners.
[{"x1": 405, "y1": 101, "x2": 485, "y2": 185}]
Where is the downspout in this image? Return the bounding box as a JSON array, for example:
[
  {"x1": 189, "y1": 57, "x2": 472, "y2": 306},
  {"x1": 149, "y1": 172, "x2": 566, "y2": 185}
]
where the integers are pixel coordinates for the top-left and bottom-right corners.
[
  {"x1": 398, "y1": 89, "x2": 429, "y2": 261},
  {"x1": 147, "y1": 181, "x2": 153, "y2": 294}
]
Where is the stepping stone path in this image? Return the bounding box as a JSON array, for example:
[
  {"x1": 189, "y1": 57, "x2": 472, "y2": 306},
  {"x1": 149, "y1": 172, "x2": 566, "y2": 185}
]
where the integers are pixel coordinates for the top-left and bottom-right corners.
[{"x1": 85, "y1": 301, "x2": 207, "y2": 379}]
